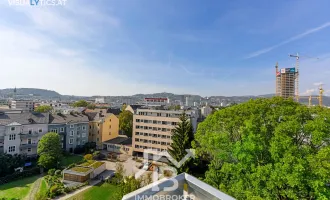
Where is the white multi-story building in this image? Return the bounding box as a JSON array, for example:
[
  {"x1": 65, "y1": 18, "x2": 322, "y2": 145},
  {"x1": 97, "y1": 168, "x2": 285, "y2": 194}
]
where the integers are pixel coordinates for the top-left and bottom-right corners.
[
  {"x1": 132, "y1": 108, "x2": 198, "y2": 155},
  {"x1": 10, "y1": 100, "x2": 34, "y2": 111},
  {"x1": 0, "y1": 110, "x2": 49, "y2": 156},
  {"x1": 95, "y1": 98, "x2": 105, "y2": 104},
  {"x1": 201, "y1": 106, "x2": 212, "y2": 118},
  {"x1": 143, "y1": 98, "x2": 169, "y2": 106}
]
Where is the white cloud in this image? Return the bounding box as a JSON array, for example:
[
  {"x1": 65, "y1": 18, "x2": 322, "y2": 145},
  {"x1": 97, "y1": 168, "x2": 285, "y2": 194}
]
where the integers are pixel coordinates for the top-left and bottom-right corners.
[{"x1": 245, "y1": 22, "x2": 330, "y2": 59}]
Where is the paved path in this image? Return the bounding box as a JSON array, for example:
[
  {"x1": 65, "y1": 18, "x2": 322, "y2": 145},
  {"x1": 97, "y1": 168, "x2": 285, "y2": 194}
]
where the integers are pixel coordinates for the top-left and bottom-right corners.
[{"x1": 25, "y1": 176, "x2": 43, "y2": 200}]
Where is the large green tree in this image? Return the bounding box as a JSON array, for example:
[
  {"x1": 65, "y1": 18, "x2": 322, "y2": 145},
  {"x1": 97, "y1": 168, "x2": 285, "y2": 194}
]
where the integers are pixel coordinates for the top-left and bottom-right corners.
[
  {"x1": 194, "y1": 97, "x2": 330, "y2": 199},
  {"x1": 72, "y1": 100, "x2": 89, "y2": 107},
  {"x1": 119, "y1": 110, "x2": 133, "y2": 137},
  {"x1": 35, "y1": 105, "x2": 52, "y2": 113},
  {"x1": 37, "y1": 132, "x2": 62, "y2": 169},
  {"x1": 168, "y1": 112, "x2": 194, "y2": 173}
]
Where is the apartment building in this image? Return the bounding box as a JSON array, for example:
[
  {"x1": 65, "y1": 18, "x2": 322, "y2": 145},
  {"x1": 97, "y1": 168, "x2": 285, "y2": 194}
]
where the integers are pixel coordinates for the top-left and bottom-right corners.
[
  {"x1": 85, "y1": 109, "x2": 120, "y2": 149},
  {"x1": 132, "y1": 108, "x2": 198, "y2": 155},
  {"x1": 10, "y1": 100, "x2": 34, "y2": 111},
  {"x1": 49, "y1": 113, "x2": 89, "y2": 152},
  {"x1": 0, "y1": 110, "x2": 49, "y2": 156}
]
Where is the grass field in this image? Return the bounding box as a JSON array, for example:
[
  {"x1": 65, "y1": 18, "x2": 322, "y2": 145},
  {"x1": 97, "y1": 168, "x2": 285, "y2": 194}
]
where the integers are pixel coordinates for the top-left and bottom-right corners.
[
  {"x1": 0, "y1": 175, "x2": 39, "y2": 199},
  {"x1": 67, "y1": 182, "x2": 120, "y2": 200},
  {"x1": 39, "y1": 178, "x2": 48, "y2": 195},
  {"x1": 61, "y1": 155, "x2": 83, "y2": 167}
]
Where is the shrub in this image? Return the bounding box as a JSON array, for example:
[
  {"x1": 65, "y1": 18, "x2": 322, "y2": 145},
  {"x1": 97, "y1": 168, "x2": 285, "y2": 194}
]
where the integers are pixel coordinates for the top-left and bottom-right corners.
[
  {"x1": 84, "y1": 154, "x2": 93, "y2": 161},
  {"x1": 48, "y1": 168, "x2": 56, "y2": 176},
  {"x1": 35, "y1": 191, "x2": 47, "y2": 200},
  {"x1": 0, "y1": 167, "x2": 40, "y2": 185},
  {"x1": 67, "y1": 163, "x2": 76, "y2": 169}
]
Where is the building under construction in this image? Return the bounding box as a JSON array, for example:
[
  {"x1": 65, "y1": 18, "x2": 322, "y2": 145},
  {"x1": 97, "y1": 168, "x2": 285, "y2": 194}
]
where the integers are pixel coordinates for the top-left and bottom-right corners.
[{"x1": 275, "y1": 63, "x2": 298, "y2": 99}]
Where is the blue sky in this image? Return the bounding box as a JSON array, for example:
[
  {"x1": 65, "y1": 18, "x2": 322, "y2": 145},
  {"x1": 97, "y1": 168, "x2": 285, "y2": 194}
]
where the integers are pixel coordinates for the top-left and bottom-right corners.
[{"x1": 0, "y1": 0, "x2": 330, "y2": 96}]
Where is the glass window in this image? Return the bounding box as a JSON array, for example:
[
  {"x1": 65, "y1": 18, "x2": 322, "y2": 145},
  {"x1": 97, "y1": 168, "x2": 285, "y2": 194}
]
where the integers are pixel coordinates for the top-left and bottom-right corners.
[
  {"x1": 8, "y1": 146, "x2": 16, "y2": 152},
  {"x1": 9, "y1": 134, "x2": 16, "y2": 140}
]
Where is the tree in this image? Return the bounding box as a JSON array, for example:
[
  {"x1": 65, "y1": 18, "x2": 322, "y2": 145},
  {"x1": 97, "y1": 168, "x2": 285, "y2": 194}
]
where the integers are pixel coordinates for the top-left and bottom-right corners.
[
  {"x1": 72, "y1": 100, "x2": 89, "y2": 107},
  {"x1": 38, "y1": 132, "x2": 62, "y2": 169},
  {"x1": 119, "y1": 110, "x2": 133, "y2": 137},
  {"x1": 194, "y1": 97, "x2": 330, "y2": 200},
  {"x1": 168, "y1": 112, "x2": 194, "y2": 173},
  {"x1": 86, "y1": 104, "x2": 96, "y2": 109},
  {"x1": 121, "y1": 104, "x2": 127, "y2": 111},
  {"x1": 35, "y1": 105, "x2": 52, "y2": 113},
  {"x1": 0, "y1": 153, "x2": 26, "y2": 177}
]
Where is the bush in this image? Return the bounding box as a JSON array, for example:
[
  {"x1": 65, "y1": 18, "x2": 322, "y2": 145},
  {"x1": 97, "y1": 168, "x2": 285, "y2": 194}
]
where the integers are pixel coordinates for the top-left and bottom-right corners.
[
  {"x1": 48, "y1": 168, "x2": 56, "y2": 176},
  {"x1": 67, "y1": 163, "x2": 76, "y2": 169},
  {"x1": 73, "y1": 146, "x2": 85, "y2": 154},
  {"x1": 35, "y1": 191, "x2": 47, "y2": 200},
  {"x1": 84, "y1": 154, "x2": 93, "y2": 161},
  {"x1": 0, "y1": 167, "x2": 40, "y2": 185}
]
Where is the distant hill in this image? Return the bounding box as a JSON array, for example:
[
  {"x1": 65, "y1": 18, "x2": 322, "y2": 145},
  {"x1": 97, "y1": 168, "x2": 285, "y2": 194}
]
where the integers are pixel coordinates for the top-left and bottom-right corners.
[{"x1": 0, "y1": 88, "x2": 61, "y2": 98}]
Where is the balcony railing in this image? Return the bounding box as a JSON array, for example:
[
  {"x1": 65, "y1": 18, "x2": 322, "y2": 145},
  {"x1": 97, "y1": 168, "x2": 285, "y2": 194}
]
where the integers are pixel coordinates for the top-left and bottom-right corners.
[
  {"x1": 19, "y1": 132, "x2": 39, "y2": 138},
  {"x1": 21, "y1": 143, "x2": 38, "y2": 148}
]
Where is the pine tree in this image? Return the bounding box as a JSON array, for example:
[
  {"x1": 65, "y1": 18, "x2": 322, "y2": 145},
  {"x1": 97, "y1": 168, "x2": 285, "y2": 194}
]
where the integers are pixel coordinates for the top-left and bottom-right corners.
[{"x1": 168, "y1": 112, "x2": 194, "y2": 173}]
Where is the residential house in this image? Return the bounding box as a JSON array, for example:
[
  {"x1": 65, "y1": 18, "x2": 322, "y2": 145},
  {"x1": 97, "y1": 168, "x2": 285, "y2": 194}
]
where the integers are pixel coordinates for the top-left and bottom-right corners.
[
  {"x1": 103, "y1": 136, "x2": 133, "y2": 156},
  {"x1": 49, "y1": 113, "x2": 89, "y2": 153},
  {"x1": 85, "y1": 109, "x2": 119, "y2": 149},
  {"x1": 0, "y1": 110, "x2": 49, "y2": 156}
]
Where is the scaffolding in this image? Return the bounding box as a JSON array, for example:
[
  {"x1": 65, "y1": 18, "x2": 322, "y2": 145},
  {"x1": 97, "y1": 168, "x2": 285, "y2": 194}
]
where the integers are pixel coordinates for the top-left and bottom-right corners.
[{"x1": 275, "y1": 63, "x2": 296, "y2": 99}]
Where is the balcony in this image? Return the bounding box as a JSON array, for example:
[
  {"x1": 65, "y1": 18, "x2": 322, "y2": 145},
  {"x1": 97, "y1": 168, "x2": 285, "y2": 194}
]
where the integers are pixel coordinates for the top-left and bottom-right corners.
[
  {"x1": 21, "y1": 143, "x2": 38, "y2": 148},
  {"x1": 19, "y1": 132, "x2": 39, "y2": 138}
]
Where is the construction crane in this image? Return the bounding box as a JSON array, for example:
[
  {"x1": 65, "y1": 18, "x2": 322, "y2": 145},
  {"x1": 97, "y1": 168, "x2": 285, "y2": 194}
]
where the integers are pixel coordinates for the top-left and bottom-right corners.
[
  {"x1": 317, "y1": 84, "x2": 324, "y2": 106},
  {"x1": 289, "y1": 53, "x2": 319, "y2": 102}
]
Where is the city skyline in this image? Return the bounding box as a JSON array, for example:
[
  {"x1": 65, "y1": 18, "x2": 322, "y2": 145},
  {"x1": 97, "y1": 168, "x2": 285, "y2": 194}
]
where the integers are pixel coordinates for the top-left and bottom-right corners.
[{"x1": 1, "y1": 0, "x2": 330, "y2": 96}]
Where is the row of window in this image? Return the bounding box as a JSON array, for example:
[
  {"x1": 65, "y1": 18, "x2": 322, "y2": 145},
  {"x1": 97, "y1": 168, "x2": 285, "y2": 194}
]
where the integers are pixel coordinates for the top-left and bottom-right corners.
[
  {"x1": 137, "y1": 112, "x2": 181, "y2": 118},
  {"x1": 50, "y1": 129, "x2": 86, "y2": 137},
  {"x1": 9, "y1": 127, "x2": 43, "y2": 132},
  {"x1": 135, "y1": 132, "x2": 172, "y2": 139},
  {"x1": 68, "y1": 138, "x2": 86, "y2": 145},
  {"x1": 135, "y1": 126, "x2": 173, "y2": 132},
  {"x1": 134, "y1": 145, "x2": 167, "y2": 152},
  {"x1": 135, "y1": 138, "x2": 171, "y2": 146},
  {"x1": 136, "y1": 119, "x2": 178, "y2": 126}
]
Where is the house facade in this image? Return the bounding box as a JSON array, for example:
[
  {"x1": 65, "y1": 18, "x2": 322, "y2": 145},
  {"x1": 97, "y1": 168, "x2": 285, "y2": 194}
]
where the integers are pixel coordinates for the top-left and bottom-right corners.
[
  {"x1": 0, "y1": 110, "x2": 49, "y2": 156},
  {"x1": 85, "y1": 109, "x2": 119, "y2": 149},
  {"x1": 49, "y1": 113, "x2": 89, "y2": 152}
]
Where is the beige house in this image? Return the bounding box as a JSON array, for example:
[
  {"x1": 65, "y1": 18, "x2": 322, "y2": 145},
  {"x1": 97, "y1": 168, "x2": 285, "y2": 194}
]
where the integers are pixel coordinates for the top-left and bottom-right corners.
[
  {"x1": 103, "y1": 136, "x2": 133, "y2": 156},
  {"x1": 132, "y1": 108, "x2": 198, "y2": 155},
  {"x1": 125, "y1": 105, "x2": 144, "y2": 114},
  {"x1": 85, "y1": 109, "x2": 119, "y2": 149}
]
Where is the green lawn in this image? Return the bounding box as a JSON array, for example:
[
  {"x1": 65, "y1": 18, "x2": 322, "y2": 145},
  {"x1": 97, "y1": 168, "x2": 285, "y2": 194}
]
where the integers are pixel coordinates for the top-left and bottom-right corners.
[
  {"x1": 61, "y1": 155, "x2": 84, "y2": 167},
  {"x1": 0, "y1": 175, "x2": 39, "y2": 199},
  {"x1": 67, "y1": 182, "x2": 120, "y2": 200},
  {"x1": 39, "y1": 178, "x2": 48, "y2": 195}
]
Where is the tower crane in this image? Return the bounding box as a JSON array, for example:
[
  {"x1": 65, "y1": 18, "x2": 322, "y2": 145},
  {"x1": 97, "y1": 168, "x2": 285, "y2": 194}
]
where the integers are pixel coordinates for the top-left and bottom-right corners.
[{"x1": 289, "y1": 53, "x2": 319, "y2": 102}]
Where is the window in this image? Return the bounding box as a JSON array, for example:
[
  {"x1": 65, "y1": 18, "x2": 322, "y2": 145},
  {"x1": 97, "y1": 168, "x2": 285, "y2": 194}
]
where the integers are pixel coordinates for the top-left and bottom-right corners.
[
  {"x1": 10, "y1": 127, "x2": 15, "y2": 131},
  {"x1": 82, "y1": 126, "x2": 86, "y2": 130},
  {"x1": 60, "y1": 127, "x2": 64, "y2": 132},
  {"x1": 61, "y1": 137, "x2": 64, "y2": 141},
  {"x1": 28, "y1": 139, "x2": 32, "y2": 144},
  {"x1": 97, "y1": 138, "x2": 99, "y2": 142},
  {"x1": 8, "y1": 146, "x2": 15, "y2": 152},
  {"x1": 109, "y1": 132, "x2": 111, "y2": 135},
  {"x1": 136, "y1": 119, "x2": 140, "y2": 122},
  {"x1": 51, "y1": 129, "x2": 58, "y2": 133},
  {"x1": 89, "y1": 125, "x2": 91, "y2": 129},
  {"x1": 77, "y1": 126, "x2": 80, "y2": 130},
  {"x1": 82, "y1": 133, "x2": 86, "y2": 137},
  {"x1": 32, "y1": 140, "x2": 36, "y2": 144},
  {"x1": 9, "y1": 134, "x2": 16, "y2": 140},
  {"x1": 70, "y1": 125, "x2": 74, "y2": 128},
  {"x1": 77, "y1": 140, "x2": 80, "y2": 145},
  {"x1": 38, "y1": 128, "x2": 43, "y2": 133},
  {"x1": 61, "y1": 143, "x2": 64, "y2": 148},
  {"x1": 69, "y1": 138, "x2": 74, "y2": 144},
  {"x1": 82, "y1": 140, "x2": 85, "y2": 144},
  {"x1": 70, "y1": 131, "x2": 74, "y2": 136},
  {"x1": 109, "y1": 125, "x2": 111, "y2": 129},
  {"x1": 27, "y1": 148, "x2": 31, "y2": 152},
  {"x1": 28, "y1": 129, "x2": 33, "y2": 134}
]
